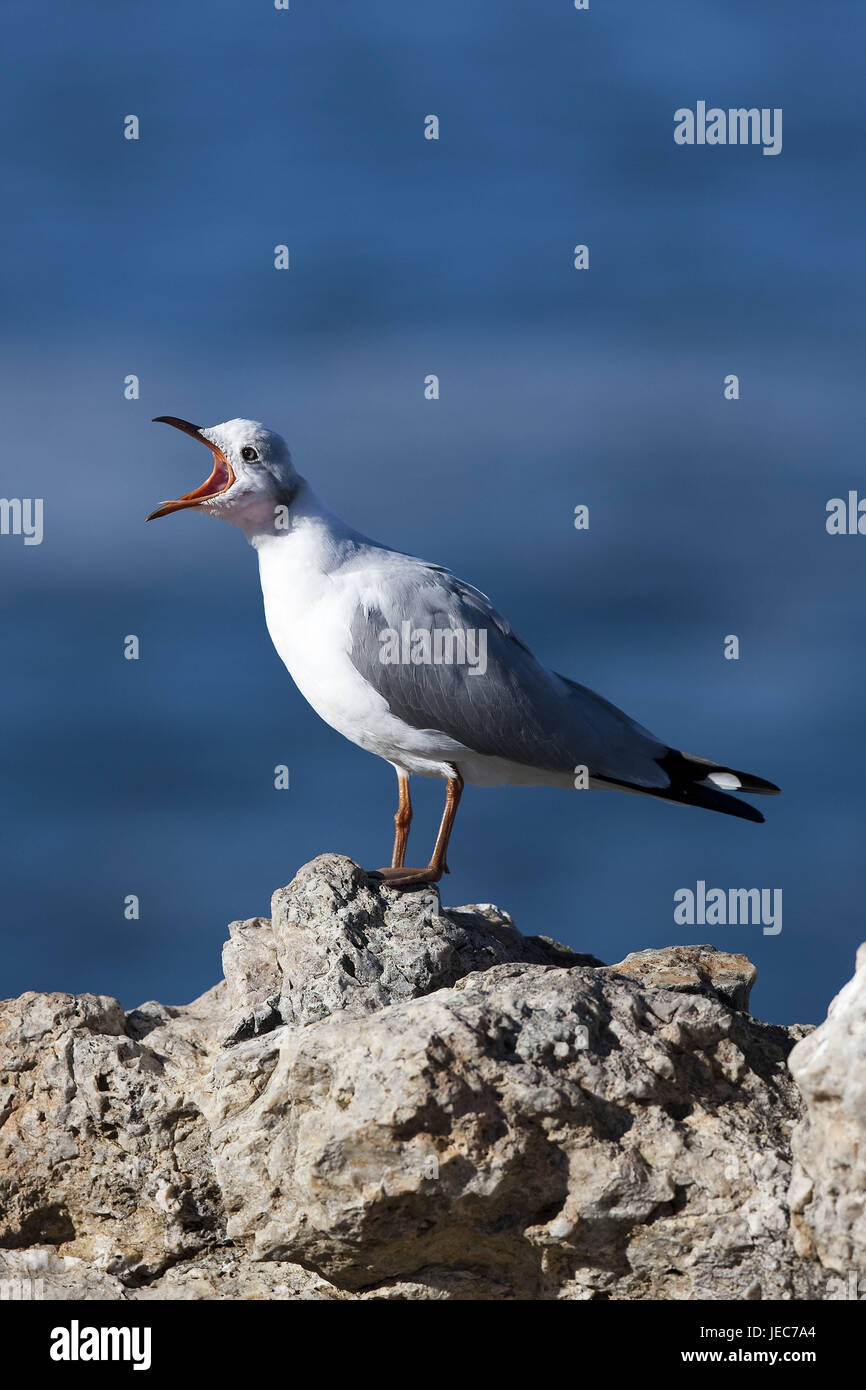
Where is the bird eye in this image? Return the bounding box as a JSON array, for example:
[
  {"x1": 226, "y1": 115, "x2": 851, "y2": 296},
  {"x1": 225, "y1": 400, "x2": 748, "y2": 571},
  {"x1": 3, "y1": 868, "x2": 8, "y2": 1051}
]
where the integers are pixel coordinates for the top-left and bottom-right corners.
[{"x1": 241, "y1": 446, "x2": 258, "y2": 462}]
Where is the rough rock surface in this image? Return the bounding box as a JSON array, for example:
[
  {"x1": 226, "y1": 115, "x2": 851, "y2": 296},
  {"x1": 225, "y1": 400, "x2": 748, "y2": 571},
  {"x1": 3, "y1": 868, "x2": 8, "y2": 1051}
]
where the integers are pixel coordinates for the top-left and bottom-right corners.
[
  {"x1": 788, "y1": 943, "x2": 866, "y2": 1284},
  {"x1": 221, "y1": 856, "x2": 599, "y2": 1043},
  {"x1": 0, "y1": 853, "x2": 858, "y2": 1300}
]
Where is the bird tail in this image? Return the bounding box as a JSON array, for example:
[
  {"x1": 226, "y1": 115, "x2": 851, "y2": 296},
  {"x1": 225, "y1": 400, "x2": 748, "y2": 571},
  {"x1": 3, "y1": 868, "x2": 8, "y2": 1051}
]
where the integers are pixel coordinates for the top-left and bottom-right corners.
[
  {"x1": 596, "y1": 749, "x2": 780, "y2": 824},
  {"x1": 650, "y1": 749, "x2": 780, "y2": 823}
]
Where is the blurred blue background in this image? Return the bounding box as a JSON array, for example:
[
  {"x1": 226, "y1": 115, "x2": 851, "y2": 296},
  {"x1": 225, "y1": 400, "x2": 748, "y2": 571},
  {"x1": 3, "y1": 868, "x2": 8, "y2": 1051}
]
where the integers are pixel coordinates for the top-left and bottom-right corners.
[{"x1": 2, "y1": 0, "x2": 864, "y2": 1024}]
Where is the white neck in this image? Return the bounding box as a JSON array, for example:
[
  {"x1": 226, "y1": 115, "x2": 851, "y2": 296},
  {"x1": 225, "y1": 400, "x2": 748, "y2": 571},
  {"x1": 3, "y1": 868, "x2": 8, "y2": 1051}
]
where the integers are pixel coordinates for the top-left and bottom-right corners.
[{"x1": 242, "y1": 478, "x2": 374, "y2": 577}]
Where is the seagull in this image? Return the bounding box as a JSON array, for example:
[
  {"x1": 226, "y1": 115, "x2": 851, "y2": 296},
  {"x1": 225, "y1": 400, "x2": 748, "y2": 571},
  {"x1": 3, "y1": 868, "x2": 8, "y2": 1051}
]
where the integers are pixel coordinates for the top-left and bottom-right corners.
[{"x1": 147, "y1": 417, "x2": 779, "y2": 887}]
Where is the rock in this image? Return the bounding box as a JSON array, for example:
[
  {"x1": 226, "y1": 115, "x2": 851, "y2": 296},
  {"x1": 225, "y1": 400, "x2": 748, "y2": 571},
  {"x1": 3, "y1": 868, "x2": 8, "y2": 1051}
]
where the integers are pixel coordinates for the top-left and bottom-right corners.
[
  {"x1": 0, "y1": 1245, "x2": 345, "y2": 1302},
  {"x1": 0, "y1": 853, "x2": 856, "y2": 1300},
  {"x1": 606, "y1": 944, "x2": 758, "y2": 1012},
  {"x1": 788, "y1": 944, "x2": 866, "y2": 1284},
  {"x1": 221, "y1": 854, "x2": 600, "y2": 1042},
  {"x1": 0, "y1": 1246, "x2": 130, "y2": 1302},
  {"x1": 0, "y1": 987, "x2": 227, "y2": 1282},
  {"x1": 207, "y1": 960, "x2": 817, "y2": 1299}
]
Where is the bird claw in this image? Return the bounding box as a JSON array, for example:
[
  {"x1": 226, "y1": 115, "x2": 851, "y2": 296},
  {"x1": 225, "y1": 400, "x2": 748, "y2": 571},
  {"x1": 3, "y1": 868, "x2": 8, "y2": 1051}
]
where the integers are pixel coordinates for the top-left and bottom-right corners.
[{"x1": 368, "y1": 866, "x2": 442, "y2": 889}]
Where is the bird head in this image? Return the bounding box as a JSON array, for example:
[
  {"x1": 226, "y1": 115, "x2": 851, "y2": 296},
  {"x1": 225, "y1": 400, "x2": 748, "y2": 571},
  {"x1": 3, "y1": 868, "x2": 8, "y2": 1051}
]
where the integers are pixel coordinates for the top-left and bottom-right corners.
[{"x1": 146, "y1": 417, "x2": 299, "y2": 528}]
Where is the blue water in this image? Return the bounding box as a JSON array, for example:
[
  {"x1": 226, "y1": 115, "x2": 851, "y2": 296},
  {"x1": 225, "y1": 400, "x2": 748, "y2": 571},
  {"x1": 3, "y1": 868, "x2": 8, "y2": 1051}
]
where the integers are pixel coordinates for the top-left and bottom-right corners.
[{"x1": 2, "y1": 1, "x2": 864, "y2": 1024}]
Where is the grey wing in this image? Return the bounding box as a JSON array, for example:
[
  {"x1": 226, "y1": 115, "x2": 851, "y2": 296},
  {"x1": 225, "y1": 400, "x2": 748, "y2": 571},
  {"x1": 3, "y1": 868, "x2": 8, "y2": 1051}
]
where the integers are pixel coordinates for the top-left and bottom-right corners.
[{"x1": 347, "y1": 559, "x2": 670, "y2": 788}]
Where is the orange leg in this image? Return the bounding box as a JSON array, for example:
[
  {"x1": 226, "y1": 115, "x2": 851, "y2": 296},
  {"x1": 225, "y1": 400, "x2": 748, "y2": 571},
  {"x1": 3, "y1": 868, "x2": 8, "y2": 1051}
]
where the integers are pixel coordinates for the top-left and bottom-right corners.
[
  {"x1": 391, "y1": 774, "x2": 412, "y2": 869},
  {"x1": 373, "y1": 770, "x2": 464, "y2": 888}
]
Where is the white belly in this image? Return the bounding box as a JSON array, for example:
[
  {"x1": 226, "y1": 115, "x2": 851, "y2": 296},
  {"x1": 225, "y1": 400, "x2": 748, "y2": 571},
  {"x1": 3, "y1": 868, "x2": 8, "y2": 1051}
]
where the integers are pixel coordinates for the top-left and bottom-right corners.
[
  {"x1": 257, "y1": 550, "x2": 463, "y2": 776},
  {"x1": 255, "y1": 535, "x2": 572, "y2": 790}
]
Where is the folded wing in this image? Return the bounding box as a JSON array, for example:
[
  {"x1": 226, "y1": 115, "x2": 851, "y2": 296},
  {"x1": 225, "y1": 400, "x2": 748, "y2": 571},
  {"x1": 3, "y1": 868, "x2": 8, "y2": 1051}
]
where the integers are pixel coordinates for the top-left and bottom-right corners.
[{"x1": 347, "y1": 556, "x2": 778, "y2": 821}]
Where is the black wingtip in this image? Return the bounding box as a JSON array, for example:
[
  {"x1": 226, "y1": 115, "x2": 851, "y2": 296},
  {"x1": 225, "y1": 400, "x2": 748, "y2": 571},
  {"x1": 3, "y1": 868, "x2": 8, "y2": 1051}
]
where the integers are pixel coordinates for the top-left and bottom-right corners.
[
  {"x1": 671, "y1": 784, "x2": 766, "y2": 823},
  {"x1": 646, "y1": 749, "x2": 771, "y2": 822},
  {"x1": 733, "y1": 772, "x2": 780, "y2": 796}
]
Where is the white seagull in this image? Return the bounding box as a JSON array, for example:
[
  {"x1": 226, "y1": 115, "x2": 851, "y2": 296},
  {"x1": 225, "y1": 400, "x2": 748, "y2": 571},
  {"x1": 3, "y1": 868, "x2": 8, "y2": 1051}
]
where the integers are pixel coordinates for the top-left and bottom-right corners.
[{"x1": 147, "y1": 417, "x2": 779, "y2": 887}]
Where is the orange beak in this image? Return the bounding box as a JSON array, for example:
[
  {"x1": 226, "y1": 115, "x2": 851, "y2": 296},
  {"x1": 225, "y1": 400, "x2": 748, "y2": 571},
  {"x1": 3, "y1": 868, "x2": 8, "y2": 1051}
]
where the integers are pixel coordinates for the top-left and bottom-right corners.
[{"x1": 146, "y1": 417, "x2": 236, "y2": 520}]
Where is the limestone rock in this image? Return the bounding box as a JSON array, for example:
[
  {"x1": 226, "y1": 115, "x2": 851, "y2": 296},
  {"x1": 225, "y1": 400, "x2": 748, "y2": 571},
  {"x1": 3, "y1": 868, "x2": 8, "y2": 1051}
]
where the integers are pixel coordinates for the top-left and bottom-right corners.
[
  {"x1": 0, "y1": 986, "x2": 227, "y2": 1281},
  {"x1": 221, "y1": 854, "x2": 600, "y2": 1042},
  {"x1": 606, "y1": 944, "x2": 758, "y2": 1012},
  {"x1": 0, "y1": 1244, "x2": 345, "y2": 1302},
  {"x1": 0, "y1": 853, "x2": 856, "y2": 1301},
  {"x1": 207, "y1": 956, "x2": 818, "y2": 1299},
  {"x1": 788, "y1": 944, "x2": 866, "y2": 1284}
]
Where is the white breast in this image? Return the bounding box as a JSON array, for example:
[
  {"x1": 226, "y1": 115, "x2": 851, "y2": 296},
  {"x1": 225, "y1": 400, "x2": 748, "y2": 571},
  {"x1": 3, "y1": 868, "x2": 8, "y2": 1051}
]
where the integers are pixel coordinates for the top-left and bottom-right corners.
[{"x1": 254, "y1": 522, "x2": 465, "y2": 777}]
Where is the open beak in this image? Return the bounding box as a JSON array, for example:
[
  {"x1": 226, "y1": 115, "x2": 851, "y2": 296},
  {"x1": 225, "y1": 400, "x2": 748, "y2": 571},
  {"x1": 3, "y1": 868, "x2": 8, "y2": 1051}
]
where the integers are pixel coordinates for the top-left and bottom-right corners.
[{"x1": 146, "y1": 417, "x2": 236, "y2": 521}]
